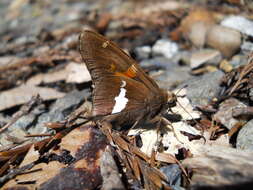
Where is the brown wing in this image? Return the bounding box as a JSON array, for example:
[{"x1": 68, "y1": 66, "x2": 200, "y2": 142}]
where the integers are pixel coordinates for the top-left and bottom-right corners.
[
  {"x1": 79, "y1": 30, "x2": 160, "y2": 93},
  {"x1": 92, "y1": 76, "x2": 153, "y2": 116},
  {"x1": 79, "y1": 30, "x2": 165, "y2": 116}
]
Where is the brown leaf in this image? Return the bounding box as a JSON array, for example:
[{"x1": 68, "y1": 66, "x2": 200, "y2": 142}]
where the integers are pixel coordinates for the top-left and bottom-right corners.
[{"x1": 137, "y1": 158, "x2": 168, "y2": 190}]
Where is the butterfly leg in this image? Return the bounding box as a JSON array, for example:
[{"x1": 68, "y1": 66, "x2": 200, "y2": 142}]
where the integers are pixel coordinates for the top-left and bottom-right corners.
[
  {"x1": 130, "y1": 116, "x2": 143, "y2": 129},
  {"x1": 145, "y1": 115, "x2": 166, "y2": 152},
  {"x1": 161, "y1": 117, "x2": 184, "y2": 144}
]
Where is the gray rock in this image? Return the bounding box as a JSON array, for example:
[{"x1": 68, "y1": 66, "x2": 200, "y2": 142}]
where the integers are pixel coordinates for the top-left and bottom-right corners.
[
  {"x1": 184, "y1": 70, "x2": 224, "y2": 107},
  {"x1": 241, "y1": 41, "x2": 253, "y2": 54},
  {"x1": 190, "y1": 49, "x2": 222, "y2": 69},
  {"x1": 213, "y1": 98, "x2": 247, "y2": 130},
  {"x1": 237, "y1": 119, "x2": 253, "y2": 150},
  {"x1": 140, "y1": 57, "x2": 191, "y2": 90},
  {"x1": 12, "y1": 105, "x2": 45, "y2": 131},
  {"x1": 33, "y1": 89, "x2": 90, "y2": 134},
  {"x1": 152, "y1": 66, "x2": 191, "y2": 90},
  {"x1": 160, "y1": 164, "x2": 181, "y2": 186},
  {"x1": 152, "y1": 39, "x2": 179, "y2": 59},
  {"x1": 50, "y1": 89, "x2": 89, "y2": 114},
  {"x1": 0, "y1": 105, "x2": 45, "y2": 146},
  {"x1": 173, "y1": 51, "x2": 192, "y2": 66},
  {"x1": 221, "y1": 16, "x2": 253, "y2": 37},
  {"x1": 15, "y1": 105, "x2": 45, "y2": 131}
]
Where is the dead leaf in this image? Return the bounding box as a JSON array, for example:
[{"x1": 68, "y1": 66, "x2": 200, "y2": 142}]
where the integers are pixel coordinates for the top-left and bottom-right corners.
[
  {"x1": 65, "y1": 62, "x2": 91, "y2": 83},
  {"x1": 0, "y1": 84, "x2": 65, "y2": 111},
  {"x1": 26, "y1": 62, "x2": 91, "y2": 86}
]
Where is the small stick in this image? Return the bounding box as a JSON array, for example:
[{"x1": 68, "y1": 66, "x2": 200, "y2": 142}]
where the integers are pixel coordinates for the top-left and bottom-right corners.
[{"x1": 25, "y1": 134, "x2": 52, "y2": 138}]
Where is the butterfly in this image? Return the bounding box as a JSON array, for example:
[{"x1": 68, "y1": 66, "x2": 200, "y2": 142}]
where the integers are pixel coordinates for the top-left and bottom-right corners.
[{"x1": 79, "y1": 30, "x2": 176, "y2": 129}]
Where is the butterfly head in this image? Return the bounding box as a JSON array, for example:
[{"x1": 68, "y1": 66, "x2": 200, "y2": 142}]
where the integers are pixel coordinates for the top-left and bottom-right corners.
[{"x1": 166, "y1": 90, "x2": 177, "y2": 108}]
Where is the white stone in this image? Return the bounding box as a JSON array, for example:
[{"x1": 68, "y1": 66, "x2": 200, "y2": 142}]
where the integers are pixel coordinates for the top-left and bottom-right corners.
[
  {"x1": 152, "y1": 39, "x2": 178, "y2": 59},
  {"x1": 241, "y1": 41, "x2": 253, "y2": 52},
  {"x1": 221, "y1": 16, "x2": 253, "y2": 37},
  {"x1": 135, "y1": 45, "x2": 151, "y2": 59}
]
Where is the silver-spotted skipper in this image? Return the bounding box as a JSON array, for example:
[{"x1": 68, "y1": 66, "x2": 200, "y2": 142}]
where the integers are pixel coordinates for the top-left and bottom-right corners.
[{"x1": 79, "y1": 30, "x2": 176, "y2": 129}]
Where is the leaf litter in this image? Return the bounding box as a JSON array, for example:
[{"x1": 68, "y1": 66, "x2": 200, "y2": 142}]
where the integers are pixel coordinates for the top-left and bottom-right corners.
[{"x1": 0, "y1": 0, "x2": 253, "y2": 189}]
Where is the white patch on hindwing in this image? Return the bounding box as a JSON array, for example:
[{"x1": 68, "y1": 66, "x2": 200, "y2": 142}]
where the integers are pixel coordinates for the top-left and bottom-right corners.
[{"x1": 111, "y1": 80, "x2": 128, "y2": 114}]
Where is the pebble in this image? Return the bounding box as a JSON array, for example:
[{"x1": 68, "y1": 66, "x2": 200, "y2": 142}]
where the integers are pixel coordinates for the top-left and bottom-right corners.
[
  {"x1": 187, "y1": 21, "x2": 210, "y2": 48},
  {"x1": 241, "y1": 41, "x2": 253, "y2": 54},
  {"x1": 134, "y1": 45, "x2": 151, "y2": 60},
  {"x1": 62, "y1": 34, "x2": 79, "y2": 49},
  {"x1": 174, "y1": 51, "x2": 192, "y2": 65},
  {"x1": 152, "y1": 39, "x2": 179, "y2": 59},
  {"x1": 190, "y1": 49, "x2": 222, "y2": 69},
  {"x1": 160, "y1": 164, "x2": 185, "y2": 190},
  {"x1": 206, "y1": 25, "x2": 241, "y2": 58},
  {"x1": 237, "y1": 119, "x2": 253, "y2": 151},
  {"x1": 219, "y1": 59, "x2": 233, "y2": 73},
  {"x1": 221, "y1": 16, "x2": 253, "y2": 37},
  {"x1": 229, "y1": 55, "x2": 248, "y2": 68}
]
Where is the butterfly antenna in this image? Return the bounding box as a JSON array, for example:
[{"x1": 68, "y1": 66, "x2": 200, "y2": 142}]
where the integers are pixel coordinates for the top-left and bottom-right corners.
[
  {"x1": 175, "y1": 84, "x2": 188, "y2": 97},
  {"x1": 176, "y1": 98, "x2": 199, "y2": 125},
  {"x1": 174, "y1": 86, "x2": 206, "y2": 135},
  {"x1": 173, "y1": 100, "x2": 207, "y2": 145}
]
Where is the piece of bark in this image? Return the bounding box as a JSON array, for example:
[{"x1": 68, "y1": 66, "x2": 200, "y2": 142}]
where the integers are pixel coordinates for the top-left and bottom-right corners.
[
  {"x1": 100, "y1": 146, "x2": 125, "y2": 190},
  {"x1": 182, "y1": 144, "x2": 253, "y2": 189},
  {"x1": 232, "y1": 107, "x2": 253, "y2": 117},
  {"x1": 2, "y1": 124, "x2": 108, "y2": 189}
]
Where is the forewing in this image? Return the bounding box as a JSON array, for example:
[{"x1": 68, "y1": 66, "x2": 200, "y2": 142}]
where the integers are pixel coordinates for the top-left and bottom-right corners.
[{"x1": 79, "y1": 30, "x2": 160, "y2": 93}]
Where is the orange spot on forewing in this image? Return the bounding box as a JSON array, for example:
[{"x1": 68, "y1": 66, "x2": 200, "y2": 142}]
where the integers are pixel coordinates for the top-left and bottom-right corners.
[{"x1": 115, "y1": 65, "x2": 137, "y2": 78}]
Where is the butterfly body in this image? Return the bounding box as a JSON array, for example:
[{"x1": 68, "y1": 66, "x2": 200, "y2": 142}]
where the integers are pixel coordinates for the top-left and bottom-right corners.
[{"x1": 79, "y1": 30, "x2": 176, "y2": 129}]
